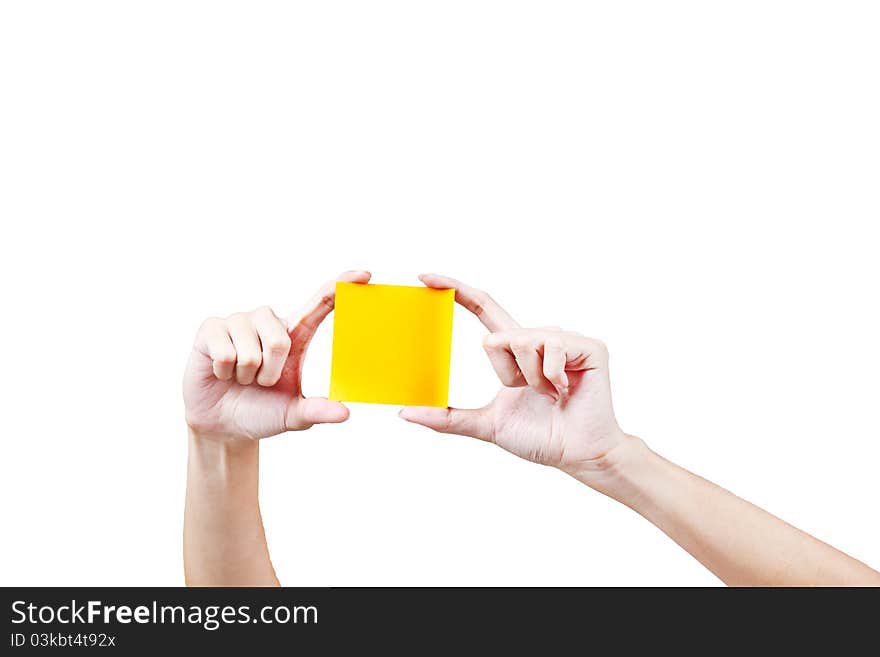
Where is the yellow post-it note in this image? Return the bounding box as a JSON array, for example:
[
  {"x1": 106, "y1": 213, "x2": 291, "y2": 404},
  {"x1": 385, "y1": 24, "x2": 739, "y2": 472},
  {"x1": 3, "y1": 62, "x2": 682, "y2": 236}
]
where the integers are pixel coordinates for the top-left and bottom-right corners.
[{"x1": 329, "y1": 282, "x2": 454, "y2": 407}]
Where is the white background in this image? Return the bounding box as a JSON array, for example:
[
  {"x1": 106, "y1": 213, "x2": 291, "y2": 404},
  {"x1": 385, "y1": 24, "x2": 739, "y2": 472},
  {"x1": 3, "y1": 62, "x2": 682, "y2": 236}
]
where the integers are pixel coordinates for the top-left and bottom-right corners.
[{"x1": 1, "y1": 1, "x2": 878, "y2": 586}]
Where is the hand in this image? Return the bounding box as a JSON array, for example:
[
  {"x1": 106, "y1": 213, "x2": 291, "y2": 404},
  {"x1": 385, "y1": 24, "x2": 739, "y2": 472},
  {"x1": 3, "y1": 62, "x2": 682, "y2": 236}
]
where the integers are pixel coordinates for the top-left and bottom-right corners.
[
  {"x1": 183, "y1": 270, "x2": 371, "y2": 441},
  {"x1": 399, "y1": 274, "x2": 630, "y2": 480}
]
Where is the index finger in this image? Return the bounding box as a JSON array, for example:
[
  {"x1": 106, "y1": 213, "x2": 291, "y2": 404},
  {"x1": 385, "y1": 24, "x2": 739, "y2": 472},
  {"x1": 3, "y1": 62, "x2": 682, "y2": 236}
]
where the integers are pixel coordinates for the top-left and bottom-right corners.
[
  {"x1": 287, "y1": 269, "x2": 372, "y2": 336},
  {"x1": 418, "y1": 273, "x2": 519, "y2": 333}
]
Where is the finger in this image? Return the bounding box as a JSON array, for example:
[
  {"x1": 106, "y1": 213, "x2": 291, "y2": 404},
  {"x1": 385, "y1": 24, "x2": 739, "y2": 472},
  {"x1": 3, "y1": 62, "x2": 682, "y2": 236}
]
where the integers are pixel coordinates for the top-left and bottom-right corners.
[
  {"x1": 197, "y1": 318, "x2": 236, "y2": 380},
  {"x1": 226, "y1": 314, "x2": 262, "y2": 385},
  {"x1": 547, "y1": 333, "x2": 610, "y2": 373},
  {"x1": 252, "y1": 306, "x2": 292, "y2": 387},
  {"x1": 418, "y1": 273, "x2": 519, "y2": 333},
  {"x1": 508, "y1": 334, "x2": 558, "y2": 398},
  {"x1": 542, "y1": 336, "x2": 569, "y2": 392},
  {"x1": 399, "y1": 406, "x2": 493, "y2": 441},
  {"x1": 573, "y1": 335, "x2": 610, "y2": 371},
  {"x1": 287, "y1": 269, "x2": 372, "y2": 336},
  {"x1": 482, "y1": 333, "x2": 526, "y2": 387},
  {"x1": 286, "y1": 397, "x2": 350, "y2": 430}
]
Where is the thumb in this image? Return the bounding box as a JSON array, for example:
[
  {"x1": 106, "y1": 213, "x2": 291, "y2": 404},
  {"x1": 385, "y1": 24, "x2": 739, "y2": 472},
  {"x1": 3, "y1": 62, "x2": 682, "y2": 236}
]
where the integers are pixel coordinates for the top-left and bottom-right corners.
[
  {"x1": 287, "y1": 397, "x2": 350, "y2": 430},
  {"x1": 399, "y1": 406, "x2": 493, "y2": 442}
]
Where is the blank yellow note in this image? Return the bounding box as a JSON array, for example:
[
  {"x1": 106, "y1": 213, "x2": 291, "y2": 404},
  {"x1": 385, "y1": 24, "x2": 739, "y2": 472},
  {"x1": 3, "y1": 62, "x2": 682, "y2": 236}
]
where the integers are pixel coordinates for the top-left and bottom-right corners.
[{"x1": 329, "y1": 282, "x2": 454, "y2": 407}]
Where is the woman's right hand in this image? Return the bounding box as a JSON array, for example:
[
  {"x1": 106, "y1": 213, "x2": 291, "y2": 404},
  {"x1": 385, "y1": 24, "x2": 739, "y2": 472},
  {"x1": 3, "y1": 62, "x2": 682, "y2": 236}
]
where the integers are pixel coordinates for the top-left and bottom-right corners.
[{"x1": 183, "y1": 270, "x2": 371, "y2": 441}]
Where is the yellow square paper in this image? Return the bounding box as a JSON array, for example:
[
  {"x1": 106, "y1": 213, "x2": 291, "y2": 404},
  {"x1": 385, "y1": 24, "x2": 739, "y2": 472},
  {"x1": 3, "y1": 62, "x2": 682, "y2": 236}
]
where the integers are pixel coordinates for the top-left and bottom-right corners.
[{"x1": 329, "y1": 282, "x2": 454, "y2": 407}]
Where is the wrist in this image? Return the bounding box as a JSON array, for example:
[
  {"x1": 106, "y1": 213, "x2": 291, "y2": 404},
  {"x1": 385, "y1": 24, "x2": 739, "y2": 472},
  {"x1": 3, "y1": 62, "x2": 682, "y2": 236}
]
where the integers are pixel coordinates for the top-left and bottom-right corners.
[
  {"x1": 187, "y1": 428, "x2": 259, "y2": 484},
  {"x1": 563, "y1": 433, "x2": 657, "y2": 505}
]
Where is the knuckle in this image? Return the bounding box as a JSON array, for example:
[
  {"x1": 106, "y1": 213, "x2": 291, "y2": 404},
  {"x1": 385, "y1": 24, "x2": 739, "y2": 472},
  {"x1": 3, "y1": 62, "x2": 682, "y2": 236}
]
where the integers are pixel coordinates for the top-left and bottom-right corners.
[
  {"x1": 544, "y1": 335, "x2": 563, "y2": 350},
  {"x1": 509, "y1": 335, "x2": 532, "y2": 353},
  {"x1": 586, "y1": 337, "x2": 609, "y2": 359},
  {"x1": 483, "y1": 331, "x2": 512, "y2": 351},
  {"x1": 214, "y1": 349, "x2": 236, "y2": 365},
  {"x1": 470, "y1": 290, "x2": 490, "y2": 316},
  {"x1": 199, "y1": 316, "x2": 222, "y2": 332},
  {"x1": 237, "y1": 353, "x2": 262, "y2": 369},
  {"x1": 265, "y1": 336, "x2": 291, "y2": 355},
  {"x1": 318, "y1": 281, "x2": 336, "y2": 304},
  {"x1": 253, "y1": 305, "x2": 275, "y2": 318}
]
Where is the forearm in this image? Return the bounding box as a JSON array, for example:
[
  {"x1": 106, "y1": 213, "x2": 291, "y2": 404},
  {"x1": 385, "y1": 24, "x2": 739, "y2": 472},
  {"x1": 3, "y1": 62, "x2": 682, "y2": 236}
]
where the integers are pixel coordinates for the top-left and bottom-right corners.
[
  {"x1": 183, "y1": 430, "x2": 279, "y2": 586},
  {"x1": 572, "y1": 435, "x2": 880, "y2": 586}
]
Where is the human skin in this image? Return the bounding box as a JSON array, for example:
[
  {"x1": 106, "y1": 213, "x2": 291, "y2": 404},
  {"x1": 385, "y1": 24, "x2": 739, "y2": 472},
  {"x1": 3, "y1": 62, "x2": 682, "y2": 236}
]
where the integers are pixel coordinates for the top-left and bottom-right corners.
[
  {"x1": 183, "y1": 272, "x2": 880, "y2": 586},
  {"x1": 183, "y1": 270, "x2": 370, "y2": 586},
  {"x1": 401, "y1": 274, "x2": 880, "y2": 586}
]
